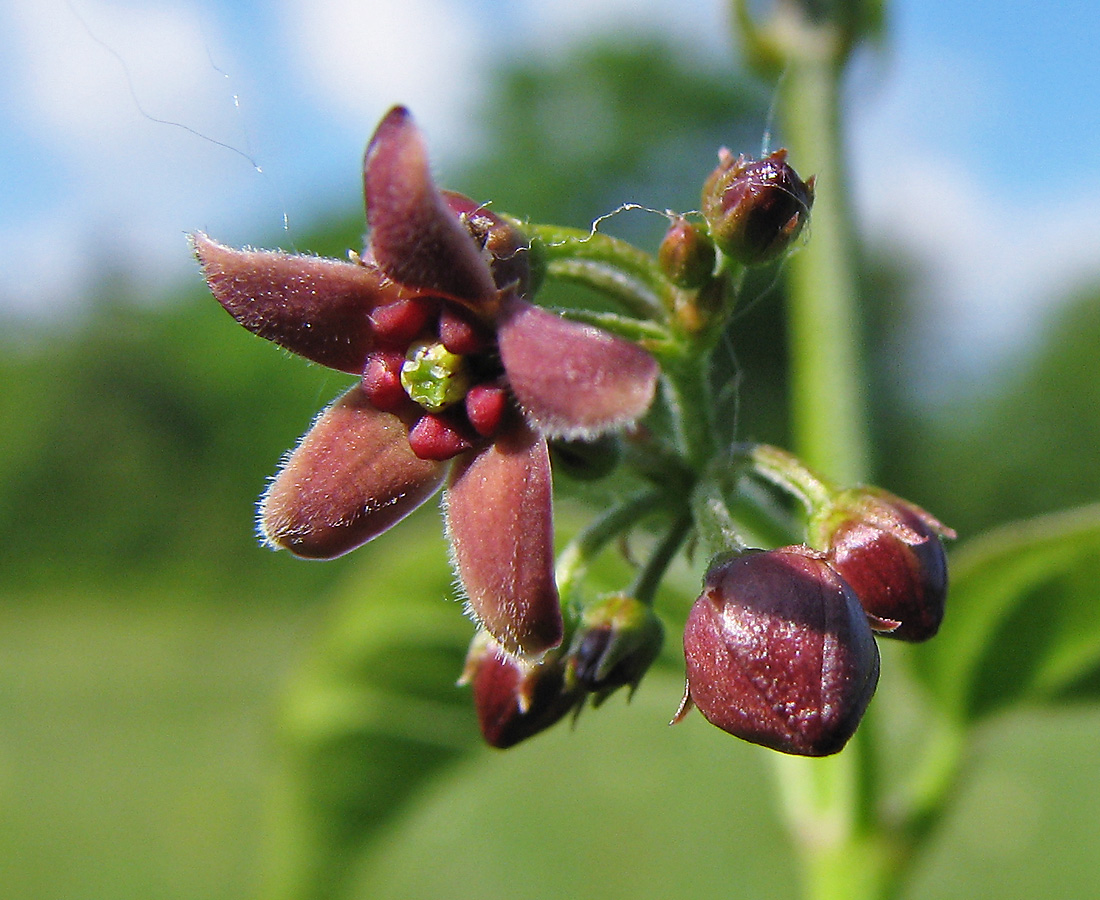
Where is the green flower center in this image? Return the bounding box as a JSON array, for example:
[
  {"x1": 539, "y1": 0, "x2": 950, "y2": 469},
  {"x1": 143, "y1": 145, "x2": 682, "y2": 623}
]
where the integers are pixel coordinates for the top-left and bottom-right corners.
[{"x1": 400, "y1": 342, "x2": 471, "y2": 412}]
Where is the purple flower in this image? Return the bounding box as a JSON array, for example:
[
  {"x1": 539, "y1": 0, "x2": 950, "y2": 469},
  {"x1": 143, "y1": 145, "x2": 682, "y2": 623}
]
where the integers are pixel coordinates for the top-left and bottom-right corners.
[{"x1": 192, "y1": 106, "x2": 658, "y2": 658}]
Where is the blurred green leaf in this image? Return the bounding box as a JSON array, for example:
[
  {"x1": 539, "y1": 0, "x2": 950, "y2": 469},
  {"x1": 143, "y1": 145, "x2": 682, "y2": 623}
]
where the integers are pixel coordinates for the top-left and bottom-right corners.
[
  {"x1": 914, "y1": 504, "x2": 1100, "y2": 722},
  {"x1": 259, "y1": 510, "x2": 480, "y2": 900}
]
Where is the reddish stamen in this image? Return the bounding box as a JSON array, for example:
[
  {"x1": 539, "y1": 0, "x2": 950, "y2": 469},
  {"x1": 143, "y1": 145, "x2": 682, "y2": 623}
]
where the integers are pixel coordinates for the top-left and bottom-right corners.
[
  {"x1": 369, "y1": 297, "x2": 439, "y2": 345},
  {"x1": 465, "y1": 384, "x2": 509, "y2": 437},
  {"x1": 362, "y1": 350, "x2": 409, "y2": 413},
  {"x1": 408, "y1": 413, "x2": 474, "y2": 461},
  {"x1": 439, "y1": 305, "x2": 491, "y2": 355}
]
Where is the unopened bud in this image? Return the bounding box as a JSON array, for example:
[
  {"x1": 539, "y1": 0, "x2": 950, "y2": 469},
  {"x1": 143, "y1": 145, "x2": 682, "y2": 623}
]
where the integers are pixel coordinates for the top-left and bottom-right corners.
[
  {"x1": 568, "y1": 594, "x2": 663, "y2": 705},
  {"x1": 460, "y1": 632, "x2": 582, "y2": 749},
  {"x1": 702, "y1": 148, "x2": 814, "y2": 266},
  {"x1": 444, "y1": 192, "x2": 535, "y2": 297},
  {"x1": 814, "y1": 488, "x2": 956, "y2": 642},
  {"x1": 658, "y1": 217, "x2": 716, "y2": 289},
  {"x1": 678, "y1": 546, "x2": 878, "y2": 756}
]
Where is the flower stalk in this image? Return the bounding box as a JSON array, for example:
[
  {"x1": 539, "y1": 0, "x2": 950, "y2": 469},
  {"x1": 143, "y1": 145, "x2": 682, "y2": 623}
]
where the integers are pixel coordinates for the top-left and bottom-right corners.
[{"x1": 778, "y1": 55, "x2": 871, "y2": 486}]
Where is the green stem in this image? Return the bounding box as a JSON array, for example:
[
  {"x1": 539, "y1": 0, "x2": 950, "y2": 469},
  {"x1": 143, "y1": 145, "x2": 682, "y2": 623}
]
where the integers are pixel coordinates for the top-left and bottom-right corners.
[
  {"x1": 543, "y1": 258, "x2": 666, "y2": 320},
  {"x1": 527, "y1": 223, "x2": 673, "y2": 319},
  {"x1": 745, "y1": 443, "x2": 836, "y2": 513},
  {"x1": 779, "y1": 58, "x2": 871, "y2": 486},
  {"x1": 628, "y1": 511, "x2": 694, "y2": 606},
  {"x1": 555, "y1": 491, "x2": 670, "y2": 604},
  {"x1": 772, "y1": 726, "x2": 900, "y2": 900},
  {"x1": 737, "y1": 7, "x2": 883, "y2": 900},
  {"x1": 659, "y1": 347, "x2": 718, "y2": 471}
]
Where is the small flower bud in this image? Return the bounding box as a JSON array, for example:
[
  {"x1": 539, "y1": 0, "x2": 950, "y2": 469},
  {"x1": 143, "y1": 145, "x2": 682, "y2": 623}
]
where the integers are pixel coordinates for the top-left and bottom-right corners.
[
  {"x1": 460, "y1": 632, "x2": 581, "y2": 749},
  {"x1": 679, "y1": 546, "x2": 878, "y2": 757},
  {"x1": 813, "y1": 488, "x2": 956, "y2": 642},
  {"x1": 568, "y1": 594, "x2": 663, "y2": 705},
  {"x1": 702, "y1": 148, "x2": 814, "y2": 266},
  {"x1": 658, "y1": 217, "x2": 716, "y2": 288},
  {"x1": 443, "y1": 192, "x2": 535, "y2": 297}
]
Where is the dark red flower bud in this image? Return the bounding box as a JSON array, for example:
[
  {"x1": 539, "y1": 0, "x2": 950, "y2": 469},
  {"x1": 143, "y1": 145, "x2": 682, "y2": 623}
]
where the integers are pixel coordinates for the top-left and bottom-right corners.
[
  {"x1": 814, "y1": 488, "x2": 956, "y2": 642},
  {"x1": 679, "y1": 546, "x2": 878, "y2": 757},
  {"x1": 702, "y1": 148, "x2": 814, "y2": 266},
  {"x1": 658, "y1": 217, "x2": 716, "y2": 288},
  {"x1": 460, "y1": 632, "x2": 582, "y2": 749},
  {"x1": 567, "y1": 594, "x2": 663, "y2": 705},
  {"x1": 443, "y1": 192, "x2": 535, "y2": 298}
]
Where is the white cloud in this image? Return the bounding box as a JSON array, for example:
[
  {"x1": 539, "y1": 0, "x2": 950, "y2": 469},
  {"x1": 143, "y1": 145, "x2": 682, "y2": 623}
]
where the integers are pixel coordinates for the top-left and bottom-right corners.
[
  {"x1": 1, "y1": 0, "x2": 273, "y2": 316},
  {"x1": 10, "y1": 0, "x2": 241, "y2": 148},
  {"x1": 849, "y1": 43, "x2": 1100, "y2": 401},
  {"x1": 859, "y1": 156, "x2": 1100, "y2": 361},
  {"x1": 279, "y1": 0, "x2": 485, "y2": 156}
]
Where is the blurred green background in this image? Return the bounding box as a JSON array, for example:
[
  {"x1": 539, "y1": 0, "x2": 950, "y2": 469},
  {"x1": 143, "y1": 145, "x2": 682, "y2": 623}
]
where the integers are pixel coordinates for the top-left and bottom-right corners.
[{"x1": 3, "y1": 37, "x2": 1100, "y2": 900}]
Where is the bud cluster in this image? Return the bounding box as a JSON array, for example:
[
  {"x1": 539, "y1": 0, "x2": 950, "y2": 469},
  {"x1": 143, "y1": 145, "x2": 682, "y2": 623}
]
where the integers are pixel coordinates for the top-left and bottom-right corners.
[
  {"x1": 678, "y1": 486, "x2": 953, "y2": 756},
  {"x1": 197, "y1": 105, "x2": 952, "y2": 764}
]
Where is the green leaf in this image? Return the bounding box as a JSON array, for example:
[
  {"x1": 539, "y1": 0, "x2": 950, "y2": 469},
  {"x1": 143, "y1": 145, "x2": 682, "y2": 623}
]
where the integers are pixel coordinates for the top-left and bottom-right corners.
[
  {"x1": 914, "y1": 504, "x2": 1100, "y2": 723},
  {"x1": 258, "y1": 510, "x2": 481, "y2": 900}
]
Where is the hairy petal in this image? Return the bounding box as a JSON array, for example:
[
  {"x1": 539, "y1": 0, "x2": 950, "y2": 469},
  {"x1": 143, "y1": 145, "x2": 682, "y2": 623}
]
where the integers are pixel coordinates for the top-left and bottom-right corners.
[
  {"x1": 445, "y1": 423, "x2": 563, "y2": 658},
  {"x1": 363, "y1": 106, "x2": 498, "y2": 305},
  {"x1": 260, "y1": 387, "x2": 447, "y2": 558},
  {"x1": 192, "y1": 233, "x2": 392, "y2": 373},
  {"x1": 498, "y1": 298, "x2": 659, "y2": 439}
]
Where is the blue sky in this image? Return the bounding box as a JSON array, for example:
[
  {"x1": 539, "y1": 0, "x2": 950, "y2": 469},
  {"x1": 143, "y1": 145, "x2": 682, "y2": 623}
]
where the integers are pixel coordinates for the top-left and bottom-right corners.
[{"x1": 2, "y1": 0, "x2": 1099, "y2": 393}]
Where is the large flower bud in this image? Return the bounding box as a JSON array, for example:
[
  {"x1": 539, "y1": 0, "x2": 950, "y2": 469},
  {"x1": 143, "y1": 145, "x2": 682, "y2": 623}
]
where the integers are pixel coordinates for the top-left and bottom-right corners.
[
  {"x1": 702, "y1": 148, "x2": 814, "y2": 266},
  {"x1": 814, "y1": 488, "x2": 956, "y2": 642},
  {"x1": 680, "y1": 546, "x2": 878, "y2": 757},
  {"x1": 460, "y1": 632, "x2": 582, "y2": 749}
]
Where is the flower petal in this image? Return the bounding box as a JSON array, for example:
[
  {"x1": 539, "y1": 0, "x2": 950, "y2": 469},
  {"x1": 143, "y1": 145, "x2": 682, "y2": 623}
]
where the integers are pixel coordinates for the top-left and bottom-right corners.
[
  {"x1": 192, "y1": 233, "x2": 393, "y2": 373},
  {"x1": 497, "y1": 299, "x2": 659, "y2": 439},
  {"x1": 260, "y1": 387, "x2": 447, "y2": 558},
  {"x1": 444, "y1": 423, "x2": 563, "y2": 658},
  {"x1": 363, "y1": 106, "x2": 498, "y2": 305}
]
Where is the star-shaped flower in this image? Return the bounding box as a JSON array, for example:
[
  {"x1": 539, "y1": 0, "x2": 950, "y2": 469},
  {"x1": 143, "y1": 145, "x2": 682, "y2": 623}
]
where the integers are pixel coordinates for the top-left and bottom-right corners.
[{"x1": 192, "y1": 106, "x2": 659, "y2": 657}]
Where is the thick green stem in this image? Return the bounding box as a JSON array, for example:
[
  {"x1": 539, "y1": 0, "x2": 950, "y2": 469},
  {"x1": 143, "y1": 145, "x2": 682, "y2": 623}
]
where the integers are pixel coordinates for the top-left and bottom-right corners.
[
  {"x1": 736, "y1": 8, "x2": 883, "y2": 900},
  {"x1": 780, "y1": 59, "x2": 871, "y2": 486},
  {"x1": 773, "y1": 726, "x2": 900, "y2": 900}
]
